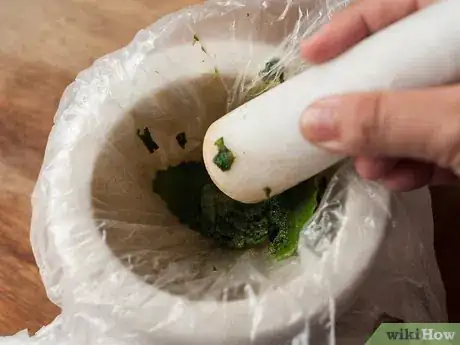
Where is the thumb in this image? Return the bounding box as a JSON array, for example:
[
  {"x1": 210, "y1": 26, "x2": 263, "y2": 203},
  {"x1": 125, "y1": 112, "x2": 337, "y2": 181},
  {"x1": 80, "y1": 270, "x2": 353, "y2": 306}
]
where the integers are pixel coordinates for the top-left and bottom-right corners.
[{"x1": 300, "y1": 85, "x2": 460, "y2": 174}]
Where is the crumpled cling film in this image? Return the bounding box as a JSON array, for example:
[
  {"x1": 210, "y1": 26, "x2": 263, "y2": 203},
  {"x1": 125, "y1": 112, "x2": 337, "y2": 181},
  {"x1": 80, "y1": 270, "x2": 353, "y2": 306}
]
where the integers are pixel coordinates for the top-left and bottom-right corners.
[{"x1": 1, "y1": 0, "x2": 447, "y2": 344}]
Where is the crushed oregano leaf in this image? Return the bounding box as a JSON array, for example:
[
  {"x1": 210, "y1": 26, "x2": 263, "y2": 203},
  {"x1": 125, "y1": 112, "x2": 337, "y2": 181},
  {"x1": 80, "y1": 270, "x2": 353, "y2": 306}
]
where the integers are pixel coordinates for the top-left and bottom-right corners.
[
  {"x1": 213, "y1": 137, "x2": 235, "y2": 172},
  {"x1": 260, "y1": 57, "x2": 285, "y2": 83},
  {"x1": 176, "y1": 132, "x2": 187, "y2": 149},
  {"x1": 245, "y1": 57, "x2": 286, "y2": 100},
  {"x1": 137, "y1": 127, "x2": 159, "y2": 153}
]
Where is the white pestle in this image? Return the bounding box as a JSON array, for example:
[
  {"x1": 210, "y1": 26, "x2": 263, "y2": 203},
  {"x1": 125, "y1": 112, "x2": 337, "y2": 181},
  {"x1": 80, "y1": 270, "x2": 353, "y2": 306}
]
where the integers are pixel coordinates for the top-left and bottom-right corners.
[{"x1": 203, "y1": 0, "x2": 460, "y2": 204}]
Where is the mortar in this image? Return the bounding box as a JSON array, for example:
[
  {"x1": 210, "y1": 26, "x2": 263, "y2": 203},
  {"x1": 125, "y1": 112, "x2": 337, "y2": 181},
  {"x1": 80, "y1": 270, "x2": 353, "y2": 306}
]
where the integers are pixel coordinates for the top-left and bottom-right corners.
[{"x1": 32, "y1": 1, "x2": 391, "y2": 344}]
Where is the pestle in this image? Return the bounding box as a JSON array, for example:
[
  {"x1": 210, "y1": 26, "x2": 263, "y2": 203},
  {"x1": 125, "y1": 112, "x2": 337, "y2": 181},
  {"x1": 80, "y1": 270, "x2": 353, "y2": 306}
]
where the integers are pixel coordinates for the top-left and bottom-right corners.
[{"x1": 203, "y1": 0, "x2": 460, "y2": 204}]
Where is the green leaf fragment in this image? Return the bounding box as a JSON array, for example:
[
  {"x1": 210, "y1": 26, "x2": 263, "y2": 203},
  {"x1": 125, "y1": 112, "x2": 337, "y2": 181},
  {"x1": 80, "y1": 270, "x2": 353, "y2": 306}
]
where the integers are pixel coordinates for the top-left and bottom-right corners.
[
  {"x1": 260, "y1": 57, "x2": 285, "y2": 83},
  {"x1": 137, "y1": 127, "x2": 159, "y2": 154},
  {"x1": 176, "y1": 132, "x2": 187, "y2": 149},
  {"x1": 213, "y1": 137, "x2": 235, "y2": 172},
  {"x1": 245, "y1": 57, "x2": 286, "y2": 101}
]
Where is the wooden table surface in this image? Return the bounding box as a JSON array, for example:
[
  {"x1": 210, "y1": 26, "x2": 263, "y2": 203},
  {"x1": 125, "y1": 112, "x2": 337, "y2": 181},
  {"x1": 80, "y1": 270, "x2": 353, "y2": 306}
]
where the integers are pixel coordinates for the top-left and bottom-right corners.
[{"x1": 0, "y1": 0, "x2": 459, "y2": 336}]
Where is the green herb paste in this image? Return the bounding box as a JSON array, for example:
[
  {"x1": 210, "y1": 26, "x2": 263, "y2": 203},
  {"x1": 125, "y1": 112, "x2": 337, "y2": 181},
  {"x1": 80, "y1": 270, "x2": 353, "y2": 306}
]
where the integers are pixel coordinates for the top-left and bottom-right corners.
[{"x1": 153, "y1": 161, "x2": 327, "y2": 260}]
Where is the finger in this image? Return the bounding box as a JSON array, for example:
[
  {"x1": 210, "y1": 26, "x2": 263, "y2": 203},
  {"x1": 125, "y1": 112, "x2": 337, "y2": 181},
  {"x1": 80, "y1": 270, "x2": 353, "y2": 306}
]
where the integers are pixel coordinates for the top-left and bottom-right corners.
[
  {"x1": 301, "y1": 0, "x2": 436, "y2": 63},
  {"x1": 300, "y1": 85, "x2": 460, "y2": 175},
  {"x1": 380, "y1": 160, "x2": 434, "y2": 191},
  {"x1": 354, "y1": 156, "x2": 397, "y2": 180}
]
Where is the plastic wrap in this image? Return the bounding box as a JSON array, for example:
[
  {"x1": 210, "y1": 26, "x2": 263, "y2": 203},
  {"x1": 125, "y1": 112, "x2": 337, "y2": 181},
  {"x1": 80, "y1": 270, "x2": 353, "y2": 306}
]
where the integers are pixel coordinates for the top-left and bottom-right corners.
[{"x1": 1, "y1": 0, "x2": 447, "y2": 344}]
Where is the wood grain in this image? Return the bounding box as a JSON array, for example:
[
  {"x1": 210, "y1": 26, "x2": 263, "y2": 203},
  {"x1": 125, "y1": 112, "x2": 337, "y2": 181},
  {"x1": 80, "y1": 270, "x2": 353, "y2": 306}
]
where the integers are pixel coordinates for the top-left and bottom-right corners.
[
  {"x1": 0, "y1": 0, "x2": 203, "y2": 335},
  {"x1": 0, "y1": 0, "x2": 458, "y2": 336}
]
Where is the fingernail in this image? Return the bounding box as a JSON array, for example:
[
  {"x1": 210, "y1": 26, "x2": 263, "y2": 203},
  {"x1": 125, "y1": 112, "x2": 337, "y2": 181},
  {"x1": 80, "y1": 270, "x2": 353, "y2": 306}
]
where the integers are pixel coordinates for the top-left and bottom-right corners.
[{"x1": 300, "y1": 97, "x2": 342, "y2": 151}]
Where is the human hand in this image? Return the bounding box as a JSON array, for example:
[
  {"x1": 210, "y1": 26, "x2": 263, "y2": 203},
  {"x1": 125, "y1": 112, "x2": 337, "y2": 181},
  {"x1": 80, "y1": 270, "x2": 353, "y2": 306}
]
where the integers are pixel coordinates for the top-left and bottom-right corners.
[{"x1": 300, "y1": 0, "x2": 459, "y2": 191}]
